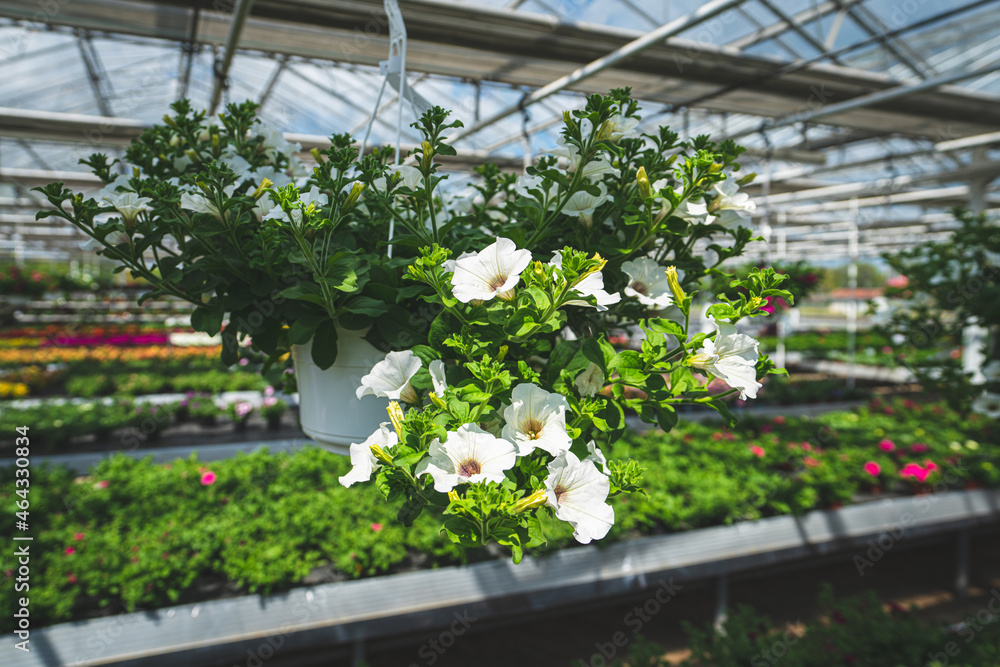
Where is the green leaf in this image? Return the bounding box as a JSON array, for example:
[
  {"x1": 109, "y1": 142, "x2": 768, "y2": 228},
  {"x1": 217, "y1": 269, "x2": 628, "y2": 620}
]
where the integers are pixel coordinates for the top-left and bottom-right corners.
[
  {"x1": 343, "y1": 295, "x2": 390, "y2": 317},
  {"x1": 397, "y1": 496, "x2": 425, "y2": 527},
  {"x1": 310, "y1": 320, "x2": 339, "y2": 370},
  {"x1": 409, "y1": 345, "x2": 439, "y2": 366},
  {"x1": 706, "y1": 303, "x2": 738, "y2": 321},
  {"x1": 280, "y1": 283, "x2": 327, "y2": 307},
  {"x1": 190, "y1": 306, "x2": 223, "y2": 335},
  {"x1": 707, "y1": 398, "x2": 738, "y2": 428},
  {"x1": 288, "y1": 312, "x2": 325, "y2": 345}
]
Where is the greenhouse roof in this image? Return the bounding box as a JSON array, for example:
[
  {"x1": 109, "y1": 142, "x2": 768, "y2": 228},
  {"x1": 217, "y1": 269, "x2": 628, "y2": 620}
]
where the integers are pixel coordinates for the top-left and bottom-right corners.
[{"x1": 1, "y1": 0, "x2": 998, "y2": 261}]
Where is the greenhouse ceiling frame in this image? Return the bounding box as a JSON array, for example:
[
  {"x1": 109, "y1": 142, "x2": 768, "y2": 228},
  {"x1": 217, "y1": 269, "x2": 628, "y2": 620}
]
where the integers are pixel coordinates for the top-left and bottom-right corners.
[{"x1": 0, "y1": 0, "x2": 998, "y2": 260}]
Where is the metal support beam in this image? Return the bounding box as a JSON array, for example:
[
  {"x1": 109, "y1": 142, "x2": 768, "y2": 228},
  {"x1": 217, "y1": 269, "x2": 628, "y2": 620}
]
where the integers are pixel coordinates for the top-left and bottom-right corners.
[
  {"x1": 731, "y1": 59, "x2": 1000, "y2": 139},
  {"x1": 647, "y1": 0, "x2": 997, "y2": 129},
  {"x1": 727, "y1": 0, "x2": 862, "y2": 51},
  {"x1": 735, "y1": 6, "x2": 804, "y2": 61},
  {"x1": 177, "y1": 7, "x2": 200, "y2": 101},
  {"x1": 447, "y1": 0, "x2": 748, "y2": 143},
  {"x1": 848, "y1": 4, "x2": 935, "y2": 79},
  {"x1": 757, "y1": 0, "x2": 836, "y2": 61},
  {"x1": 283, "y1": 66, "x2": 406, "y2": 140},
  {"x1": 257, "y1": 55, "x2": 288, "y2": 111},
  {"x1": 209, "y1": 0, "x2": 255, "y2": 115},
  {"x1": 75, "y1": 32, "x2": 114, "y2": 117}
]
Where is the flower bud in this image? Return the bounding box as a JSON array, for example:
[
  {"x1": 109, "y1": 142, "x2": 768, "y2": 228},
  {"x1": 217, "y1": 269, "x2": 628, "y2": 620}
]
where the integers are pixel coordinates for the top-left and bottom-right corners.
[
  {"x1": 428, "y1": 391, "x2": 447, "y2": 410},
  {"x1": 447, "y1": 489, "x2": 460, "y2": 504},
  {"x1": 310, "y1": 147, "x2": 324, "y2": 164},
  {"x1": 132, "y1": 167, "x2": 141, "y2": 179},
  {"x1": 665, "y1": 266, "x2": 686, "y2": 305},
  {"x1": 344, "y1": 181, "x2": 366, "y2": 210},
  {"x1": 562, "y1": 110, "x2": 572, "y2": 124},
  {"x1": 387, "y1": 401, "x2": 405, "y2": 437},
  {"x1": 511, "y1": 489, "x2": 548, "y2": 513},
  {"x1": 636, "y1": 166, "x2": 652, "y2": 200},
  {"x1": 370, "y1": 444, "x2": 393, "y2": 466},
  {"x1": 420, "y1": 140, "x2": 434, "y2": 172},
  {"x1": 736, "y1": 172, "x2": 757, "y2": 186},
  {"x1": 595, "y1": 120, "x2": 614, "y2": 143},
  {"x1": 708, "y1": 162, "x2": 723, "y2": 174},
  {"x1": 211, "y1": 134, "x2": 220, "y2": 150},
  {"x1": 162, "y1": 114, "x2": 179, "y2": 129},
  {"x1": 184, "y1": 148, "x2": 199, "y2": 164},
  {"x1": 169, "y1": 135, "x2": 180, "y2": 147},
  {"x1": 497, "y1": 345, "x2": 509, "y2": 363},
  {"x1": 575, "y1": 253, "x2": 607, "y2": 285},
  {"x1": 251, "y1": 178, "x2": 273, "y2": 200}
]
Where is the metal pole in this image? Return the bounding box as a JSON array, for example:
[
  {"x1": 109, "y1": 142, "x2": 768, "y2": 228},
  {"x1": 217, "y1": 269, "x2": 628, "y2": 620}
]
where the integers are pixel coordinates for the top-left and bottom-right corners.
[
  {"x1": 964, "y1": 148, "x2": 989, "y2": 384},
  {"x1": 446, "y1": 0, "x2": 747, "y2": 144},
  {"x1": 714, "y1": 574, "x2": 729, "y2": 633},
  {"x1": 209, "y1": 0, "x2": 255, "y2": 115},
  {"x1": 955, "y1": 529, "x2": 970, "y2": 602},
  {"x1": 847, "y1": 201, "x2": 859, "y2": 391}
]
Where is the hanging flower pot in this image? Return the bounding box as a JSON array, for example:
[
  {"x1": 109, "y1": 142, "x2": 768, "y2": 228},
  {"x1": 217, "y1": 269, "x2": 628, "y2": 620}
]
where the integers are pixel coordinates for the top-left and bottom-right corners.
[{"x1": 292, "y1": 327, "x2": 388, "y2": 455}]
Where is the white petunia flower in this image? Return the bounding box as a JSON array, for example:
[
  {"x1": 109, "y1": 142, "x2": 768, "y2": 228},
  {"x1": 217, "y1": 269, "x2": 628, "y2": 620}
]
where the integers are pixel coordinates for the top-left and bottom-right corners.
[
  {"x1": 574, "y1": 362, "x2": 605, "y2": 397},
  {"x1": 389, "y1": 164, "x2": 424, "y2": 190},
  {"x1": 451, "y1": 238, "x2": 533, "y2": 303},
  {"x1": 180, "y1": 184, "x2": 235, "y2": 220},
  {"x1": 707, "y1": 178, "x2": 755, "y2": 226},
  {"x1": 549, "y1": 252, "x2": 621, "y2": 311},
  {"x1": 357, "y1": 350, "x2": 423, "y2": 404},
  {"x1": 429, "y1": 359, "x2": 448, "y2": 396},
  {"x1": 172, "y1": 153, "x2": 193, "y2": 172},
  {"x1": 299, "y1": 186, "x2": 329, "y2": 209},
  {"x1": 561, "y1": 182, "x2": 610, "y2": 227},
  {"x1": 545, "y1": 450, "x2": 614, "y2": 544},
  {"x1": 97, "y1": 174, "x2": 132, "y2": 202},
  {"x1": 254, "y1": 121, "x2": 301, "y2": 161},
  {"x1": 971, "y1": 392, "x2": 1000, "y2": 419},
  {"x1": 246, "y1": 184, "x2": 278, "y2": 222},
  {"x1": 604, "y1": 113, "x2": 640, "y2": 142},
  {"x1": 622, "y1": 257, "x2": 674, "y2": 309},
  {"x1": 102, "y1": 191, "x2": 152, "y2": 226},
  {"x1": 515, "y1": 174, "x2": 559, "y2": 206},
  {"x1": 501, "y1": 383, "x2": 571, "y2": 456},
  {"x1": 415, "y1": 424, "x2": 516, "y2": 492},
  {"x1": 221, "y1": 154, "x2": 254, "y2": 181},
  {"x1": 338, "y1": 422, "x2": 397, "y2": 488},
  {"x1": 251, "y1": 165, "x2": 292, "y2": 187},
  {"x1": 689, "y1": 318, "x2": 761, "y2": 400},
  {"x1": 549, "y1": 140, "x2": 614, "y2": 180},
  {"x1": 674, "y1": 198, "x2": 714, "y2": 225},
  {"x1": 585, "y1": 440, "x2": 609, "y2": 474}
]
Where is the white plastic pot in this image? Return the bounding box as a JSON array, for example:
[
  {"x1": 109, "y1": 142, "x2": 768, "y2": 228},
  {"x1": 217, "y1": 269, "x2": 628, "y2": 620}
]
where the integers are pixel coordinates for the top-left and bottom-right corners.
[{"x1": 291, "y1": 328, "x2": 388, "y2": 455}]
